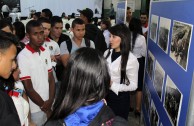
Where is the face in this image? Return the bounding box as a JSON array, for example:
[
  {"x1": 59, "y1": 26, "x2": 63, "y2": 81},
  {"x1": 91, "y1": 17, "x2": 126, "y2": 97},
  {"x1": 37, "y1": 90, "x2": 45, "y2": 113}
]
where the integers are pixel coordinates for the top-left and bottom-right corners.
[
  {"x1": 126, "y1": 9, "x2": 132, "y2": 20},
  {"x1": 72, "y1": 24, "x2": 85, "y2": 40},
  {"x1": 1, "y1": 26, "x2": 12, "y2": 33},
  {"x1": 42, "y1": 22, "x2": 51, "y2": 39},
  {"x1": 41, "y1": 12, "x2": 46, "y2": 18},
  {"x1": 50, "y1": 23, "x2": 63, "y2": 38},
  {"x1": 27, "y1": 26, "x2": 44, "y2": 48},
  {"x1": 0, "y1": 44, "x2": 17, "y2": 79},
  {"x1": 12, "y1": 66, "x2": 20, "y2": 81},
  {"x1": 109, "y1": 33, "x2": 121, "y2": 52},
  {"x1": 80, "y1": 14, "x2": 87, "y2": 23},
  {"x1": 140, "y1": 15, "x2": 148, "y2": 25},
  {"x1": 32, "y1": 15, "x2": 39, "y2": 20},
  {"x1": 100, "y1": 22, "x2": 107, "y2": 30}
]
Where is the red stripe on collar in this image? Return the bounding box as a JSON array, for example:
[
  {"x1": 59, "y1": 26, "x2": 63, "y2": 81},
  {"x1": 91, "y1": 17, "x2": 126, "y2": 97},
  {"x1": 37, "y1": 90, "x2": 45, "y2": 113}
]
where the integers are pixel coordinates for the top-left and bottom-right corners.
[
  {"x1": 26, "y1": 44, "x2": 45, "y2": 53},
  {"x1": 45, "y1": 38, "x2": 51, "y2": 42}
]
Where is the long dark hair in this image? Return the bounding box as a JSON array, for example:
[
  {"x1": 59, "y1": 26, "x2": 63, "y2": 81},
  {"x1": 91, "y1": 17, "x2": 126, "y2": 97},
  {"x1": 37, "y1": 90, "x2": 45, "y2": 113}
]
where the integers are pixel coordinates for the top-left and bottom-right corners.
[
  {"x1": 105, "y1": 23, "x2": 131, "y2": 84},
  {"x1": 129, "y1": 18, "x2": 143, "y2": 50},
  {"x1": 48, "y1": 47, "x2": 110, "y2": 120}
]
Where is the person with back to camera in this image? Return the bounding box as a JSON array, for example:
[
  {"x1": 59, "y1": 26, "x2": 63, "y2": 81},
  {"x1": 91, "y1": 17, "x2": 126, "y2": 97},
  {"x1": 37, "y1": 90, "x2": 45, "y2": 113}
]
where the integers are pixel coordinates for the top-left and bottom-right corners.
[
  {"x1": 104, "y1": 23, "x2": 139, "y2": 120},
  {"x1": 45, "y1": 47, "x2": 129, "y2": 126},
  {"x1": 129, "y1": 18, "x2": 147, "y2": 117}
]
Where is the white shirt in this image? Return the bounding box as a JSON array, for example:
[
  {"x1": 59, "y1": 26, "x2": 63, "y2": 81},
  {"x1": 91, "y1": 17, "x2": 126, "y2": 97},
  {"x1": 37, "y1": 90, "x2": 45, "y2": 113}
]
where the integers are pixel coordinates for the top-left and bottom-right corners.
[
  {"x1": 60, "y1": 38, "x2": 95, "y2": 55},
  {"x1": 104, "y1": 49, "x2": 139, "y2": 95},
  {"x1": 17, "y1": 44, "x2": 52, "y2": 113},
  {"x1": 42, "y1": 38, "x2": 60, "y2": 56},
  {"x1": 132, "y1": 34, "x2": 147, "y2": 58},
  {"x1": 1, "y1": 5, "x2": 10, "y2": 12}
]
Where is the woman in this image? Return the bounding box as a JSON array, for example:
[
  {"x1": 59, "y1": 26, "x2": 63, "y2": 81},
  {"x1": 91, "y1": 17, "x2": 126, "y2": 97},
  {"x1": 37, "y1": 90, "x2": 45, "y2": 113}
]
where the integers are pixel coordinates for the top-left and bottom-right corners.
[
  {"x1": 45, "y1": 47, "x2": 129, "y2": 126},
  {"x1": 129, "y1": 18, "x2": 147, "y2": 117},
  {"x1": 104, "y1": 24, "x2": 139, "y2": 120}
]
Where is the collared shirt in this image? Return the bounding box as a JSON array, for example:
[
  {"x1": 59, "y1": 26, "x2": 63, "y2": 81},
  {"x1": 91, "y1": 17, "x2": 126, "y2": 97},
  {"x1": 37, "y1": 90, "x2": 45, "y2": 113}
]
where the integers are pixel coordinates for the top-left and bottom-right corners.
[
  {"x1": 104, "y1": 49, "x2": 139, "y2": 95},
  {"x1": 17, "y1": 44, "x2": 52, "y2": 113}
]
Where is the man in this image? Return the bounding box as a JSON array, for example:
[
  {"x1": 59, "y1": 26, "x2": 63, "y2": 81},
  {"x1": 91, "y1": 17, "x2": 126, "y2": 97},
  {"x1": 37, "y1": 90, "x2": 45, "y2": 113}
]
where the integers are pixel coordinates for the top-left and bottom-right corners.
[
  {"x1": 140, "y1": 12, "x2": 149, "y2": 39},
  {"x1": 0, "y1": 30, "x2": 20, "y2": 125},
  {"x1": 49, "y1": 16, "x2": 70, "y2": 81},
  {"x1": 108, "y1": 3, "x2": 115, "y2": 19},
  {"x1": 17, "y1": 20, "x2": 55, "y2": 126},
  {"x1": 78, "y1": 8, "x2": 107, "y2": 53},
  {"x1": 1, "y1": 2, "x2": 10, "y2": 18},
  {"x1": 60, "y1": 18, "x2": 95, "y2": 66},
  {"x1": 126, "y1": 7, "x2": 133, "y2": 27},
  {"x1": 41, "y1": 8, "x2": 52, "y2": 20}
]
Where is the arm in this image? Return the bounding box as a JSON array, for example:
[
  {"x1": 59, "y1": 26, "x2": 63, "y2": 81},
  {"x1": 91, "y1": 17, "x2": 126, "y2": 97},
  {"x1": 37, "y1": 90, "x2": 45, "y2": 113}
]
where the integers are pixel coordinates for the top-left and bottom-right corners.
[
  {"x1": 60, "y1": 41, "x2": 70, "y2": 67},
  {"x1": 140, "y1": 35, "x2": 147, "y2": 57},
  {"x1": 47, "y1": 71, "x2": 55, "y2": 107}
]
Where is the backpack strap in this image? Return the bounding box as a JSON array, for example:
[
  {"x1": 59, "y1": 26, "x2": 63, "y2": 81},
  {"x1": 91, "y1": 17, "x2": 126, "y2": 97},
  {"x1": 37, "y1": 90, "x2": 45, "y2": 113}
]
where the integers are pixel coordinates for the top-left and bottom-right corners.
[
  {"x1": 66, "y1": 39, "x2": 72, "y2": 53},
  {"x1": 84, "y1": 38, "x2": 90, "y2": 47}
]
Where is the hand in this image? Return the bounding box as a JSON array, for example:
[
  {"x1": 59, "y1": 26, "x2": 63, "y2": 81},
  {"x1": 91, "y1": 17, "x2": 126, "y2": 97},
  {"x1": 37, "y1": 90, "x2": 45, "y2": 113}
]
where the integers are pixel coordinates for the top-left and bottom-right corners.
[
  {"x1": 51, "y1": 55, "x2": 56, "y2": 62},
  {"x1": 40, "y1": 100, "x2": 53, "y2": 112},
  {"x1": 45, "y1": 109, "x2": 52, "y2": 118}
]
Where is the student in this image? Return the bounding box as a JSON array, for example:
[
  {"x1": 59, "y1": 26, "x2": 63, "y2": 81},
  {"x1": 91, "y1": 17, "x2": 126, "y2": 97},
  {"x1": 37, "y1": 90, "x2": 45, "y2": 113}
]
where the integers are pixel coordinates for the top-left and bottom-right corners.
[
  {"x1": 60, "y1": 18, "x2": 95, "y2": 66},
  {"x1": 126, "y1": 7, "x2": 133, "y2": 27},
  {"x1": 140, "y1": 12, "x2": 149, "y2": 39},
  {"x1": 45, "y1": 47, "x2": 129, "y2": 126},
  {"x1": 41, "y1": 8, "x2": 53, "y2": 20},
  {"x1": 108, "y1": 3, "x2": 115, "y2": 19},
  {"x1": 49, "y1": 16, "x2": 70, "y2": 82},
  {"x1": 104, "y1": 24, "x2": 139, "y2": 120},
  {"x1": 129, "y1": 18, "x2": 147, "y2": 117},
  {"x1": 78, "y1": 8, "x2": 107, "y2": 53},
  {"x1": 0, "y1": 30, "x2": 20, "y2": 125},
  {"x1": 100, "y1": 18, "x2": 111, "y2": 47},
  {"x1": 0, "y1": 18, "x2": 13, "y2": 33},
  {"x1": 17, "y1": 20, "x2": 55, "y2": 126}
]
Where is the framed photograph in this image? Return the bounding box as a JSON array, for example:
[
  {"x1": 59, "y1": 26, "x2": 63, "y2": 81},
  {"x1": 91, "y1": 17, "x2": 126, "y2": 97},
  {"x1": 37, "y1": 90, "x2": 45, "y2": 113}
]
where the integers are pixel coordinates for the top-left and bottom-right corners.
[
  {"x1": 153, "y1": 61, "x2": 165, "y2": 100},
  {"x1": 150, "y1": 14, "x2": 159, "y2": 42},
  {"x1": 157, "y1": 17, "x2": 171, "y2": 53},
  {"x1": 146, "y1": 51, "x2": 155, "y2": 80},
  {"x1": 150, "y1": 100, "x2": 160, "y2": 126},
  {"x1": 164, "y1": 76, "x2": 183, "y2": 126},
  {"x1": 170, "y1": 20, "x2": 193, "y2": 70},
  {"x1": 143, "y1": 83, "x2": 151, "y2": 116}
]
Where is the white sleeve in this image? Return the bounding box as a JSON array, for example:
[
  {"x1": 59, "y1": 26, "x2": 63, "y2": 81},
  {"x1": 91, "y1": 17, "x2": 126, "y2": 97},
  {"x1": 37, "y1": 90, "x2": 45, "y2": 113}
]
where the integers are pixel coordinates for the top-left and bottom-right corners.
[
  {"x1": 45, "y1": 51, "x2": 53, "y2": 72},
  {"x1": 140, "y1": 36, "x2": 147, "y2": 57},
  {"x1": 17, "y1": 54, "x2": 31, "y2": 80},
  {"x1": 54, "y1": 42, "x2": 60, "y2": 56},
  {"x1": 60, "y1": 41, "x2": 69, "y2": 55},
  {"x1": 110, "y1": 53, "x2": 139, "y2": 95},
  {"x1": 90, "y1": 40, "x2": 95, "y2": 49}
]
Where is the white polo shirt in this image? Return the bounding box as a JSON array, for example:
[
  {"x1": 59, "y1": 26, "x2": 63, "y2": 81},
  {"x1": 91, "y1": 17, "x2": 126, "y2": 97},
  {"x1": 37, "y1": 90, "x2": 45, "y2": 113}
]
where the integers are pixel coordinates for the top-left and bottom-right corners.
[
  {"x1": 17, "y1": 44, "x2": 52, "y2": 113},
  {"x1": 42, "y1": 38, "x2": 60, "y2": 57}
]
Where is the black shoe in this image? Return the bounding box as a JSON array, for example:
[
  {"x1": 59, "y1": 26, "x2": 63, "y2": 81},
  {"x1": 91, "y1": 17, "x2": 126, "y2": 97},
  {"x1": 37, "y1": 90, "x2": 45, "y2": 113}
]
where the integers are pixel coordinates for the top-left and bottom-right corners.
[{"x1": 134, "y1": 110, "x2": 140, "y2": 117}]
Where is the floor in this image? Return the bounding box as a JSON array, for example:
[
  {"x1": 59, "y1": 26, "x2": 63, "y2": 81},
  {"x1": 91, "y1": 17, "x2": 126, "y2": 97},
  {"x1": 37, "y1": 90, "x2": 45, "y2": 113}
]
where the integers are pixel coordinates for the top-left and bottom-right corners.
[{"x1": 128, "y1": 111, "x2": 144, "y2": 126}]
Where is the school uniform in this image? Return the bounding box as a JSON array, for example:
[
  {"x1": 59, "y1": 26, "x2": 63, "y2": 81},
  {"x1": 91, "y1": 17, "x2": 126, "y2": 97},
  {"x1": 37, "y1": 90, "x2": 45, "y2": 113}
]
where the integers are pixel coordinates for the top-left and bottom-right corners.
[{"x1": 104, "y1": 49, "x2": 139, "y2": 119}]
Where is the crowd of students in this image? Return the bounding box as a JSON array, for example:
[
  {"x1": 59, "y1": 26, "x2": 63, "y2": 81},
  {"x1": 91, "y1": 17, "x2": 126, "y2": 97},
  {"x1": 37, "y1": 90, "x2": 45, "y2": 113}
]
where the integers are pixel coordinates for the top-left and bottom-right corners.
[{"x1": 0, "y1": 6, "x2": 148, "y2": 126}]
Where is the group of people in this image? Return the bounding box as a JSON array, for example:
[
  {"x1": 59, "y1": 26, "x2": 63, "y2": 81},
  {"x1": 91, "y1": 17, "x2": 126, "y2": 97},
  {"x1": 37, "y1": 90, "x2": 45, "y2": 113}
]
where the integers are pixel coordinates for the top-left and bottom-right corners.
[{"x1": 0, "y1": 5, "x2": 149, "y2": 126}]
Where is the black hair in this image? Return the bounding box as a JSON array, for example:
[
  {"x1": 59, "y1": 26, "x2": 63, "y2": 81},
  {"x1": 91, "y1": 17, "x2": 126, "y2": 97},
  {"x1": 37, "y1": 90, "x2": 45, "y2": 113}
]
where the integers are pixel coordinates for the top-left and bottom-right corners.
[
  {"x1": 0, "y1": 18, "x2": 13, "y2": 32},
  {"x1": 140, "y1": 11, "x2": 148, "y2": 17},
  {"x1": 13, "y1": 21, "x2": 25, "y2": 40},
  {"x1": 71, "y1": 18, "x2": 84, "y2": 28},
  {"x1": 42, "y1": 8, "x2": 53, "y2": 19},
  {"x1": 101, "y1": 18, "x2": 111, "y2": 30},
  {"x1": 127, "y1": 6, "x2": 131, "y2": 10},
  {"x1": 50, "y1": 16, "x2": 63, "y2": 27},
  {"x1": 26, "y1": 20, "x2": 42, "y2": 33},
  {"x1": 129, "y1": 18, "x2": 143, "y2": 50},
  {"x1": 34, "y1": 12, "x2": 41, "y2": 19},
  {"x1": 47, "y1": 47, "x2": 110, "y2": 120},
  {"x1": 106, "y1": 24, "x2": 131, "y2": 84},
  {"x1": 38, "y1": 17, "x2": 51, "y2": 24},
  {"x1": 65, "y1": 23, "x2": 70, "y2": 30}
]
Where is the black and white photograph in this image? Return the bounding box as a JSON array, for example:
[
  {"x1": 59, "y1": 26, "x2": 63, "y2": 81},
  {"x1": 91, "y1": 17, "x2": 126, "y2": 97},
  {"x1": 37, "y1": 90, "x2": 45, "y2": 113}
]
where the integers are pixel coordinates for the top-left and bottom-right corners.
[
  {"x1": 160, "y1": 123, "x2": 163, "y2": 126},
  {"x1": 170, "y1": 21, "x2": 193, "y2": 70},
  {"x1": 150, "y1": 14, "x2": 159, "y2": 42},
  {"x1": 143, "y1": 83, "x2": 151, "y2": 115},
  {"x1": 146, "y1": 51, "x2": 155, "y2": 80},
  {"x1": 164, "y1": 76, "x2": 183, "y2": 126},
  {"x1": 150, "y1": 100, "x2": 159, "y2": 126},
  {"x1": 158, "y1": 17, "x2": 171, "y2": 53},
  {"x1": 153, "y1": 61, "x2": 165, "y2": 100},
  {"x1": 0, "y1": 0, "x2": 20, "y2": 12}
]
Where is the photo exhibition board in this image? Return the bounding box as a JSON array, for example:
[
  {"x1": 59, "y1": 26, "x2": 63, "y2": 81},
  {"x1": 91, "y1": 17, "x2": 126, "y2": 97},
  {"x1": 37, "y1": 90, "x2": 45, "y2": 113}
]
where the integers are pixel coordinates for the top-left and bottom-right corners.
[
  {"x1": 116, "y1": 0, "x2": 127, "y2": 24},
  {"x1": 143, "y1": 0, "x2": 194, "y2": 126}
]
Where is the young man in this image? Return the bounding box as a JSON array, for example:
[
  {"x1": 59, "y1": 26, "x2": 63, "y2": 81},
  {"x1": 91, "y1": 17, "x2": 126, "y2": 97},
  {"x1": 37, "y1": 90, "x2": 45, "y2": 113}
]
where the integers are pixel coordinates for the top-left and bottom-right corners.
[
  {"x1": 49, "y1": 16, "x2": 70, "y2": 81},
  {"x1": 126, "y1": 7, "x2": 133, "y2": 27},
  {"x1": 0, "y1": 30, "x2": 20, "y2": 125},
  {"x1": 41, "y1": 8, "x2": 52, "y2": 20},
  {"x1": 17, "y1": 20, "x2": 55, "y2": 126},
  {"x1": 140, "y1": 12, "x2": 149, "y2": 39},
  {"x1": 78, "y1": 8, "x2": 107, "y2": 53},
  {"x1": 60, "y1": 18, "x2": 95, "y2": 66}
]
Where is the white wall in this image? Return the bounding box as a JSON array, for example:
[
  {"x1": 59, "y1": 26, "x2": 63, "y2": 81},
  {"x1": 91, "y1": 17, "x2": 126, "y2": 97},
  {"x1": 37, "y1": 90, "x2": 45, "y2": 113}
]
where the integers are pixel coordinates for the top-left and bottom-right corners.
[{"x1": 20, "y1": 0, "x2": 102, "y2": 17}]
